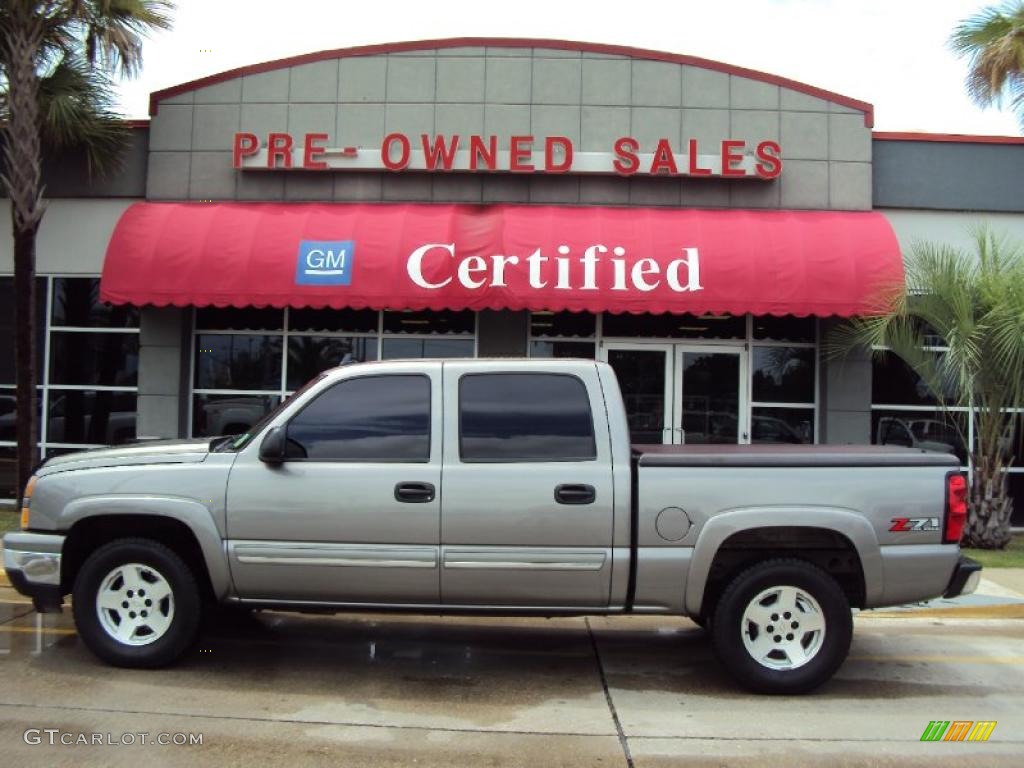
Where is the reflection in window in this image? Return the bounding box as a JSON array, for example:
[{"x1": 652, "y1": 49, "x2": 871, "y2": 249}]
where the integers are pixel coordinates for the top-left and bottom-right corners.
[
  {"x1": 287, "y1": 336, "x2": 377, "y2": 389},
  {"x1": 195, "y1": 307, "x2": 283, "y2": 331},
  {"x1": 49, "y1": 332, "x2": 139, "y2": 387},
  {"x1": 287, "y1": 375, "x2": 430, "y2": 461},
  {"x1": 871, "y1": 351, "x2": 955, "y2": 406},
  {"x1": 870, "y1": 409, "x2": 968, "y2": 464},
  {"x1": 193, "y1": 394, "x2": 280, "y2": 438},
  {"x1": 459, "y1": 373, "x2": 596, "y2": 462},
  {"x1": 194, "y1": 334, "x2": 283, "y2": 390},
  {"x1": 381, "y1": 337, "x2": 473, "y2": 359},
  {"x1": 529, "y1": 341, "x2": 596, "y2": 359},
  {"x1": 51, "y1": 278, "x2": 138, "y2": 328},
  {"x1": 752, "y1": 347, "x2": 815, "y2": 403},
  {"x1": 47, "y1": 390, "x2": 137, "y2": 444},
  {"x1": 751, "y1": 407, "x2": 814, "y2": 444}
]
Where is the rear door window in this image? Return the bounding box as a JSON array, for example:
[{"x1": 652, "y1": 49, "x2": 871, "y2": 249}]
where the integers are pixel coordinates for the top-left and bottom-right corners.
[{"x1": 458, "y1": 373, "x2": 596, "y2": 462}]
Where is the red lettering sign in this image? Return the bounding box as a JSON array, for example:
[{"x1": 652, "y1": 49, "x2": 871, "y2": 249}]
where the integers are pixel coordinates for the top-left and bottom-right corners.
[
  {"x1": 303, "y1": 133, "x2": 328, "y2": 170},
  {"x1": 613, "y1": 137, "x2": 640, "y2": 175},
  {"x1": 232, "y1": 132, "x2": 259, "y2": 168},
  {"x1": 422, "y1": 134, "x2": 459, "y2": 171},
  {"x1": 267, "y1": 132, "x2": 293, "y2": 169},
  {"x1": 509, "y1": 135, "x2": 534, "y2": 172},
  {"x1": 382, "y1": 133, "x2": 411, "y2": 171},
  {"x1": 755, "y1": 140, "x2": 783, "y2": 179}
]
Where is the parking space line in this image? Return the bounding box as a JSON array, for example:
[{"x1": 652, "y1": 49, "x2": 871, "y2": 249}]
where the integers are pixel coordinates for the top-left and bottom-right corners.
[
  {"x1": 849, "y1": 653, "x2": 1024, "y2": 665},
  {"x1": 0, "y1": 625, "x2": 76, "y2": 635}
]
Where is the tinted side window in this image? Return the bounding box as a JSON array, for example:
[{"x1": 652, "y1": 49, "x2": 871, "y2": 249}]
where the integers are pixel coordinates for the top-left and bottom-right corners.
[
  {"x1": 287, "y1": 375, "x2": 430, "y2": 461},
  {"x1": 459, "y1": 374, "x2": 596, "y2": 462}
]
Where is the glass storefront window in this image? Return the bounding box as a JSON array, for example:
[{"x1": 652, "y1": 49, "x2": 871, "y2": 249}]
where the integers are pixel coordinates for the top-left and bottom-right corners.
[
  {"x1": 0, "y1": 276, "x2": 48, "y2": 385},
  {"x1": 290, "y1": 307, "x2": 378, "y2": 333},
  {"x1": 195, "y1": 307, "x2": 284, "y2": 331},
  {"x1": 529, "y1": 311, "x2": 596, "y2": 338},
  {"x1": 193, "y1": 393, "x2": 280, "y2": 438},
  {"x1": 751, "y1": 407, "x2": 814, "y2": 444},
  {"x1": 871, "y1": 351, "x2": 954, "y2": 406},
  {"x1": 48, "y1": 332, "x2": 139, "y2": 387},
  {"x1": 870, "y1": 408, "x2": 968, "y2": 464},
  {"x1": 286, "y1": 336, "x2": 378, "y2": 389},
  {"x1": 1008, "y1": 472, "x2": 1024, "y2": 528},
  {"x1": 46, "y1": 389, "x2": 137, "y2": 445},
  {"x1": 752, "y1": 315, "x2": 815, "y2": 343},
  {"x1": 383, "y1": 309, "x2": 475, "y2": 335},
  {"x1": 51, "y1": 278, "x2": 138, "y2": 328},
  {"x1": 752, "y1": 346, "x2": 815, "y2": 403},
  {"x1": 194, "y1": 334, "x2": 283, "y2": 390},
  {"x1": 381, "y1": 337, "x2": 474, "y2": 359},
  {"x1": 603, "y1": 312, "x2": 745, "y2": 339},
  {"x1": 529, "y1": 340, "x2": 596, "y2": 359}
]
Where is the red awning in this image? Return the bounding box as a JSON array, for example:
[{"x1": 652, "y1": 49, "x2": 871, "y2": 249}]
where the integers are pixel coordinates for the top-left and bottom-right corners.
[{"x1": 100, "y1": 202, "x2": 902, "y2": 316}]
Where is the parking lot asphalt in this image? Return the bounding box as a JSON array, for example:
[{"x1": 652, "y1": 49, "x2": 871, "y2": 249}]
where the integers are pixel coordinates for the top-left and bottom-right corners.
[{"x1": 1, "y1": 578, "x2": 1023, "y2": 767}]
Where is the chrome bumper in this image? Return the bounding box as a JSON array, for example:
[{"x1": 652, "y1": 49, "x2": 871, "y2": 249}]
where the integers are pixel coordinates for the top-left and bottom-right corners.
[{"x1": 3, "y1": 532, "x2": 66, "y2": 610}]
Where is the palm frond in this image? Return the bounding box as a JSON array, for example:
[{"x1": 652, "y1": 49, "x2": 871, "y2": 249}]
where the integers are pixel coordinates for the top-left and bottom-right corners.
[{"x1": 37, "y1": 53, "x2": 128, "y2": 175}]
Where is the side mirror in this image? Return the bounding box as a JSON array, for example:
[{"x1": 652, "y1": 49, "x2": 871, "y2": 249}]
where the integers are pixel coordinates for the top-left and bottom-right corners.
[{"x1": 259, "y1": 426, "x2": 286, "y2": 463}]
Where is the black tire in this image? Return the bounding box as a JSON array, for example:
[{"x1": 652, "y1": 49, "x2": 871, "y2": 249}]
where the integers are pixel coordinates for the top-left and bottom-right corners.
[
  {"x1": 72, "y1": 538, "x2": 201, "y2": 668},
  {"x1": 710, "y1": 558, "x2": 852, "y2": 694}
]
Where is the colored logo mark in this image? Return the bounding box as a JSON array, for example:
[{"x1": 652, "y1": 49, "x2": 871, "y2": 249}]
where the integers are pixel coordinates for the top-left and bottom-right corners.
[
  {"x1": 295, "y1": 240, "x2": 355, "y2": 285},
  {"x1": 920, "y1": 720, "x2": 996, "y2": 742}
]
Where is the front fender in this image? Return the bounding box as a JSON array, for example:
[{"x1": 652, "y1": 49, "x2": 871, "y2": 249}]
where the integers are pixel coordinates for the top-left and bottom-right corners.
[
  {"x1": 684, "y1": 506, "x2": 882, "y2": 616},
  {"x1": 61, "y1": 495, "x2": 231, "y2": 599}
]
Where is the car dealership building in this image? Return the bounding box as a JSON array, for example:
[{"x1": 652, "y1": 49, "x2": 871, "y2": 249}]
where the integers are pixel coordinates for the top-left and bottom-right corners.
[{"x1": 2, "y1": 37, "x2": 1024, "y2": 521}]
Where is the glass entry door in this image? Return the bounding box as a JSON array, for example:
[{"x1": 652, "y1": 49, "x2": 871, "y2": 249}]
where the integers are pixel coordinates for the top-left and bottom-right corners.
[
  {"x1": 603, "y1": 344, "x2": 673, "y2": 444},
  {"x1": 602, "y1": 343, "x2": 748, "y2": 445},
  {"x1": 674, "y1": 346, "x2": 748, "y2": 444}
]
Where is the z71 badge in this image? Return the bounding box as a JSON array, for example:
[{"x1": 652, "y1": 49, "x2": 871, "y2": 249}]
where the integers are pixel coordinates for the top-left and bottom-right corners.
[{"x1": 890, "y1": 517, "x2": 942, "y2": 532}]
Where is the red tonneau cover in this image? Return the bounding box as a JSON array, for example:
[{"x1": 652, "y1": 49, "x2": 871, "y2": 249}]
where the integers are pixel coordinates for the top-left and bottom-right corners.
[{"x1": 100, "y1": 202, "x2": 902, "y2": 316}]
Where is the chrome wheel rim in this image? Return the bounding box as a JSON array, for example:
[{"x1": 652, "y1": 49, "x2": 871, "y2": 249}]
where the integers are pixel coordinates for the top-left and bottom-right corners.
[
  {"x1": 95, "y1": 563, "x2": 175, "y2": 646},
  {"x1": 740, "y1": 585, "x2": 825, "y2": 670}
]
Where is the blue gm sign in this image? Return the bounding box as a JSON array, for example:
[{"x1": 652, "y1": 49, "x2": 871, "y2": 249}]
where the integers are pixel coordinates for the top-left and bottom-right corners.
[{"x1": 295, "y1": 240, "x2": 355, "y2": 285}]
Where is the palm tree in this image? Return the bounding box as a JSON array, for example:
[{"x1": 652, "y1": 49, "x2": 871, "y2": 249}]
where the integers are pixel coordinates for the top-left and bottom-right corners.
[
  {"x1": 829, "y1": 229, "x2": 1024, "y2": 548},
  {"x1": 950, "y1": 1, "x2": 1024, "y2": 127},
  {"x1": 1, "y1": 1, "x2": 172, "y2": 500}
]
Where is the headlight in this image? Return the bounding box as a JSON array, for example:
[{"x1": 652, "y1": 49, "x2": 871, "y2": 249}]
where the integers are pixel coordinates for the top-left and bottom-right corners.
[{"x1": 20, "y1": 476, "x2": 36, "y2": 530}]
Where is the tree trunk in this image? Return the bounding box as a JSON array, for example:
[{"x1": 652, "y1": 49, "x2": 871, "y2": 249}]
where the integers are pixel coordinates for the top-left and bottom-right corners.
[
  {"x1": 1, "y1": 6, "x2": 47, "y2": 503},
  {"x1": 964, "y1": 461, "x2": 1013, "y2": 549},
  {"x1": 12, "y1": 224, "x2": 39, "y2": 500}
]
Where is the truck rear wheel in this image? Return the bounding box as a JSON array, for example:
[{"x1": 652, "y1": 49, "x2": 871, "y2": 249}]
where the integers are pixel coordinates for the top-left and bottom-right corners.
[
  {"x1": 72, "y1": 538, "x2": 201, "y2": 668},
  {"x1": 710, "y1": 558, "x2": 852, "y2": 694}
]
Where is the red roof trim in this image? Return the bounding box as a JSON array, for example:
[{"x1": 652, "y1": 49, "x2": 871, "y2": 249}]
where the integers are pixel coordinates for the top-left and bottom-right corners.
[
  {"x1": 873, "y1": 131, "x2": 1024, "y2": 145},
  {"x1": 148, "y1": 37, "x2": 874, "y2": 126}
]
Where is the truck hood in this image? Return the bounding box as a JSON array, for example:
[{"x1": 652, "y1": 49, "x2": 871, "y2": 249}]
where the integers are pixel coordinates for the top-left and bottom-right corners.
[{"x1": 36, "y1": 438, "x2": 212, "y2": 476}]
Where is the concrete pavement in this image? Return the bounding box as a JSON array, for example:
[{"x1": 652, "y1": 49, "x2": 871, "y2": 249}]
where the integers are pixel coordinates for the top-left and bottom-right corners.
[{"x1": 1, "y1": 577, "x2": 1023, "y2": 767}]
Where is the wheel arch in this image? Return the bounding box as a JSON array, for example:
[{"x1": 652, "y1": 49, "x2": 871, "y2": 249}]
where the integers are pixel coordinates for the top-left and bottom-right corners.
[
  {"x1": 685, "y1": 507, "x2": 881, "y2": 617},
  {"x1": 59, "y1": 497, "x2": 231, "y2": 600}
]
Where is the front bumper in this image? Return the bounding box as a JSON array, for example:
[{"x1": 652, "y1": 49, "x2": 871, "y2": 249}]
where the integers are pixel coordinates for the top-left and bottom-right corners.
[
  {"x1": 2, "y1": 531, "x2": 66, "y2": 612},
  {"x1": 943, "y1": 555, "x2": 983, "y2": 598}
]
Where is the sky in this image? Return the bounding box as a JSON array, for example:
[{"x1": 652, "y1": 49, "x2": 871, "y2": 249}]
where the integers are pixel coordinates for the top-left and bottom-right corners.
[{"x1": 115, "y1": 0, "x2": 1021, "y2": 136}]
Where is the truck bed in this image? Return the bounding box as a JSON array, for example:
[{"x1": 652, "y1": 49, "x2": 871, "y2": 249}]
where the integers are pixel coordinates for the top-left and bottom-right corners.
[{"x1": 633, "y1": 443, "x2": 959, "y2": 468}]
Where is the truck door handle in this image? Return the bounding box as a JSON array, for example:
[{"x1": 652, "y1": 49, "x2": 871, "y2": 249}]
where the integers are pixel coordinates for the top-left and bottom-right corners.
[
  {"x1": 554, "y1": 484, "x2": 596, "y2": 505},
  {"x1": 394, "y1": 482, "x2": 435, "y2": 503}
]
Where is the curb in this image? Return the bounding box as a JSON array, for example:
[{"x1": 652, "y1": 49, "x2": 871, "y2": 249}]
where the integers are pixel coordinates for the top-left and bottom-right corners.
[{"x1": 859, "y1": 603, "x2": 1024, "y2": 620}]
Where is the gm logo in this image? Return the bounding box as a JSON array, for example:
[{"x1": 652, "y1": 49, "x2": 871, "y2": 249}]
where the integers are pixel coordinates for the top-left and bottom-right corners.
[{"x1": 295, "y1": 240, "x2": 354, "y2": 285}]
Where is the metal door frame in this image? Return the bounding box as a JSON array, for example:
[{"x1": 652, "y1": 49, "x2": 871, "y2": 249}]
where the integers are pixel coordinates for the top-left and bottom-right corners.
[
  {"x1": 672, "y1": 344, "x2": 749, "y2": 445},
  {"x1": 601, "y1": 341, "x2": 749, "y2": 445}
]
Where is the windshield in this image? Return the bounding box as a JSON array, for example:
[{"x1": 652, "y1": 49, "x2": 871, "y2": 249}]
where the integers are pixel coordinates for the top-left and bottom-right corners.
[{"x1": 214, "y1": 373, "x2": 327, "y2": 452}]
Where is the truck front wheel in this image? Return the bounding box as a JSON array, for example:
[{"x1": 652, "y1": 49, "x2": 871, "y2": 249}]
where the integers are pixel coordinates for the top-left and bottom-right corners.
[
  {"x1": 72, "y1": 538, "x2": 201, "y2": 668},
  {"x1": 710, "y1": 559, "x2": 852, "y2": 694}
]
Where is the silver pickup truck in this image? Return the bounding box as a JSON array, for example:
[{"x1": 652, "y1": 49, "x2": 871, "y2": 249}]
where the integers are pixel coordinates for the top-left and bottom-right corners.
[{"x1": 4, "y1": 359, "x2": 981, "y2": 693}]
